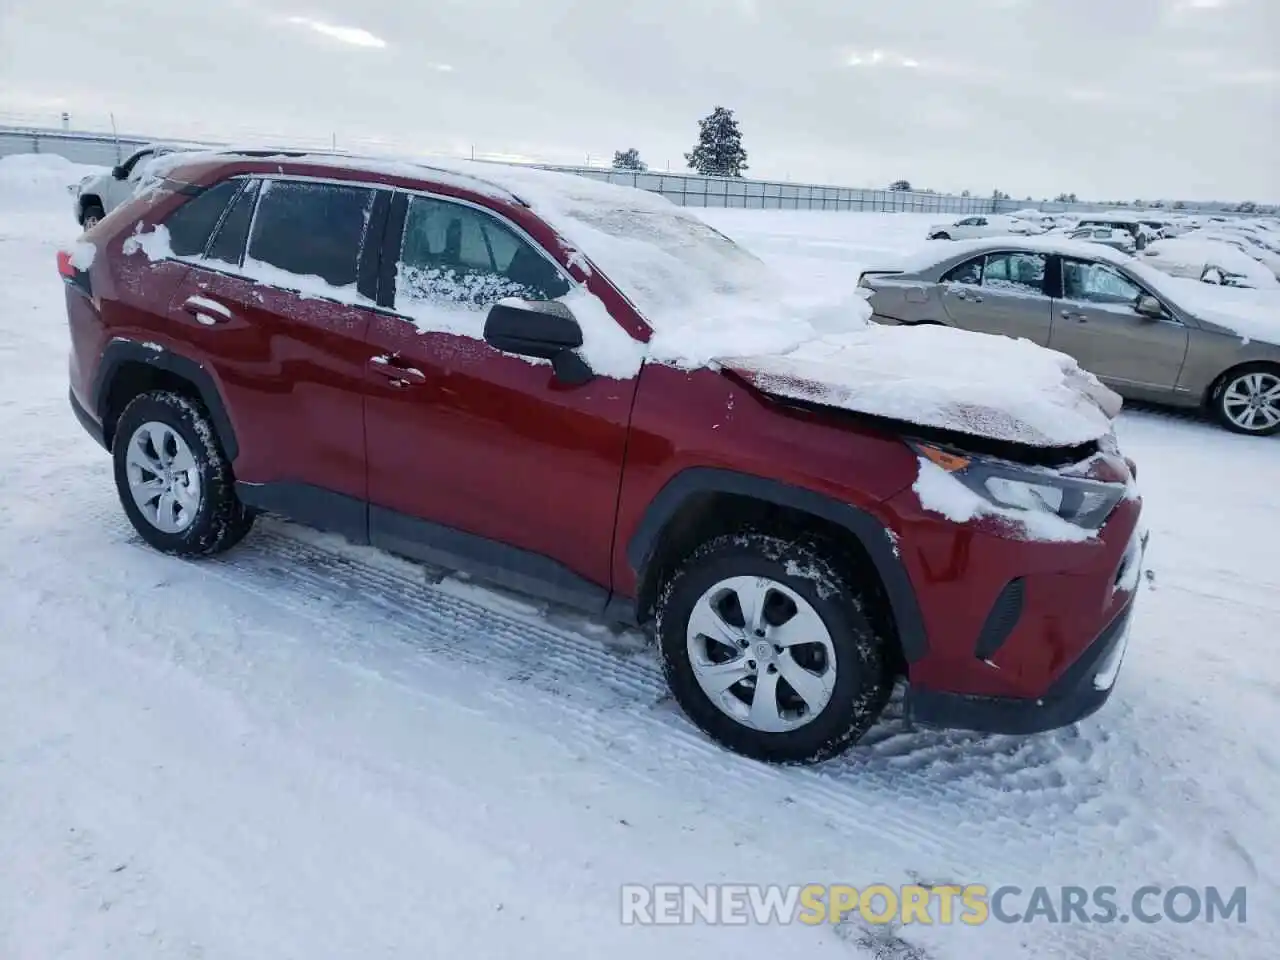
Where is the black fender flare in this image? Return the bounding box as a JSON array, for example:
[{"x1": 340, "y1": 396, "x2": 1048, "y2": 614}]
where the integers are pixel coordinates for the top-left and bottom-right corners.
[
  {"x1": 626, "y1": 467, "x2": 928, "y2": 662},
  {"x1": 93, "y1": 338, "x2": 239, "y2": 461}
]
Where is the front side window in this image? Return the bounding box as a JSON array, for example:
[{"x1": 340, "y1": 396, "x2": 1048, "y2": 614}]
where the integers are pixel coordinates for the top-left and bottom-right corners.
[
  {"x1": 246, "y1": 180, "x2": 376, "y2": 288},
  {"x1": 119, "y1": 148, "x2": 155, "y2": 179},
  {"x1": 163, "y1": 178, "x2": 243, "y2": 258},
  {"x1": 941, "y1": 256, "x2": 983, "y2": 285},
  {"x1": 395, "y1": 195, "x2": 571, "y2": 311},
  {"x1": 981, "y1": 252, "x2": 1046, "y2": 295},
  {"x1": 1061, "y1": 258, "x2": 1143, "y2": 305}
]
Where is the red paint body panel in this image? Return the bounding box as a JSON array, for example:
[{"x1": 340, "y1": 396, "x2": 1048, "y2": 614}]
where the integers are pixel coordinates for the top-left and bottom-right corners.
[
  {"x1": 63, "y1": 151, "x2": 1146, "y2": 725},
  {"x1": 165, "y1": 267, "x2": 372, "y2": 499},
  {"x1": 888, "y1": 490, "x2": 1140, "y2": 697},
  {"x1": 363, "y1": 312, "x2": 636, "y2": 588},
  {"x1": 612, "y1": 364, "x2": 921, "y2": 596}
]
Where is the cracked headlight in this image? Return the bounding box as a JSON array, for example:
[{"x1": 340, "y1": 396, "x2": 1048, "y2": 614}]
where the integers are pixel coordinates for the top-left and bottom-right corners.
[{"x1": 913, "y1": 443, "x2": 1126, "y2": 531}]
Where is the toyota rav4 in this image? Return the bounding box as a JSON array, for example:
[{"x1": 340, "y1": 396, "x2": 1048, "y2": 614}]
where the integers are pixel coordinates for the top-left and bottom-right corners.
[{"x1": 60, "y1": 150, "x2": 1146, "y2": 763}]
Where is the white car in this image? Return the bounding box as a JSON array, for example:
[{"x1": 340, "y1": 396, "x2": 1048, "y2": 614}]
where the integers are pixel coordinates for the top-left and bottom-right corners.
[
  {"x1": 1140, "y1": 237, "x2": 1280, "y2": 289},
  {"x1": 926, "y1": 214, "x2": 1039, "y2": 241},
  {"x1": 1069, "y1": 226, "x2": 1137, "y2": 254},
  {"x1": 73, "y1": 143, "x2": 184, "y2": 228}
]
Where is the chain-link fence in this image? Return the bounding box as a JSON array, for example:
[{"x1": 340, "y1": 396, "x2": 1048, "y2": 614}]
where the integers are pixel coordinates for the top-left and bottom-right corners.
[
  {"x1": 534, "y1": 165, "x2": 1004, "y2": 214},
  {"x1": 0, "y1": 118, "x2": 1256, "y2": 219}
]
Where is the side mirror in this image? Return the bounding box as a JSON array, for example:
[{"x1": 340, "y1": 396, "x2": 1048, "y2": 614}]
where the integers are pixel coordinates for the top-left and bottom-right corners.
[
  {"x1": 483, "y1": 300, "x2": 593, "y2": 385},
  {"x1": 1135, "y1": 294, "x2": 1164, "y2": 319},
  {"x1": 111, "y1": 165, "x2": 127, "y2": 180}
]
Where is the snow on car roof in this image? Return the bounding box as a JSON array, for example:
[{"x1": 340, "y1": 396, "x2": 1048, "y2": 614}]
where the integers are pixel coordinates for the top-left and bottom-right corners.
[
  {"x1": 890, "y1": 234, "x2": 1144, "y2": 273},
  {"x1": 146, "y1": 148, "x2": 525, "y2": 206}
]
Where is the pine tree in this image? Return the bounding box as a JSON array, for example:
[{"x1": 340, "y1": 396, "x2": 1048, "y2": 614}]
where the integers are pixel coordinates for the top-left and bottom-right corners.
[
  {"x1": 612, "y1": 148, "x2": 646, "y2": 171},
  {"x1": 889, "y1": 180, "x2": 912, "y2": 191},
  {"x1": 685, "y1": 107, "x2": 749, "y2": 177}
]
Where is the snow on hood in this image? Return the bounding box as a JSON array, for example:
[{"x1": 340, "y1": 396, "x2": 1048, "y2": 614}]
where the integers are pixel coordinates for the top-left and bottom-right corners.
[
  {"x1": 727, "y1": 325, "x2": 1123, "y2": 448},
  {"x1": 1160, "y1": 279, "x2": 1280, "y2": 347}
]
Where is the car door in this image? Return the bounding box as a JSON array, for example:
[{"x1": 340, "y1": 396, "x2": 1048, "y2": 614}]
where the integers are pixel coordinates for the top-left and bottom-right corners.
[
  {"x1": 939, "y1": 250, "x2": 1053, "y2": 345},
  {"x1": 1047, "y1": 256, "x2": 1190, "y2": 395},
  {"x1": 361, "y1": 191, "x2": 638, "y2": 608},
  {"x1": 163, "y1": 175, "x2": 386, "y2": 537}
]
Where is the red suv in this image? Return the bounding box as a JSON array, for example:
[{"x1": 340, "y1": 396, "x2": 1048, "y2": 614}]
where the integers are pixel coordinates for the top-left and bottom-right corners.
[{"x1": 60, "y1": 151, "x2": 1146, "y2": 763}]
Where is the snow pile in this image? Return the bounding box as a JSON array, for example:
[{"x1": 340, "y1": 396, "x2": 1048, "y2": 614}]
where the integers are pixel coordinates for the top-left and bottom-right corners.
[
  {"x1": 1143, "y1": 237, "x2": 1279, "y2": 289},
  {"x1": 0, "y1": 154, "x2": 102, "y2": 241},
  {"x1": 0, "y1": 152, "x2": 100, "y2": 193},
  {"x1": 728, "y1": 324, "x2": 1122, "y2": 447}
]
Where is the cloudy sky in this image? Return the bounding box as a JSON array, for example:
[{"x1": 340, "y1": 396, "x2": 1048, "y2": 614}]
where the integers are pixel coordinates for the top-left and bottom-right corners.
[{"x1": 1, "y1": 0, "x2": 1276, "y2": 201}]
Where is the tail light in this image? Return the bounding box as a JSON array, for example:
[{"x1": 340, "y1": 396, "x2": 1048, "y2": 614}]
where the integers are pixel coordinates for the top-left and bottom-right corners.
[{"x1": 56, "y1": 248, "x2": 93, "y2": 297}]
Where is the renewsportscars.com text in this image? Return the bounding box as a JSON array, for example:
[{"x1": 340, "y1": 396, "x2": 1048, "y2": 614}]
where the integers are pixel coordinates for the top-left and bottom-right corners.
[{"x1": 620, "y1": 883, "x2": 1247, "y2": 926}]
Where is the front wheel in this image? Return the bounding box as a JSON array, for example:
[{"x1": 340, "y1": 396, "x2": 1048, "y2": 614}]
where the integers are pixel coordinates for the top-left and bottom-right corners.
[
  {"x1": 655, "y1": 532, "x2": 892, "y2": 764},
  {"x1": 113, "y1": 391, "x2": 255, "y2": 554},
  {"x1": 1212, "y1": 366, "x2": 1280, "y2": 436},
  {"x1": 931, "y1": 232, "x2": 951, "y2": 241}
]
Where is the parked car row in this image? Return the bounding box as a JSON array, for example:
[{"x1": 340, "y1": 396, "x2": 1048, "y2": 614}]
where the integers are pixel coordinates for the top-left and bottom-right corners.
[
  {"x1": 929, "y1": 204, "x2": 1280, "y2": 291},
  {"x1": 861, "y1": 235, "x2": 1280, "y2": 436}
]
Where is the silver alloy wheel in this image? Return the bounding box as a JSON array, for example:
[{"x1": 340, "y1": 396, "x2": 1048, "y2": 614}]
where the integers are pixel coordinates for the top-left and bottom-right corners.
[
  {"x1": 1221, "y1": 371, "x2": 1280, "y2": 432},
  {"x1": 125, "y1": 421, "x2": 202, "y2": 534},
  {"x1": 686, "y1": 575, "x2": 837, "y2": 733}
]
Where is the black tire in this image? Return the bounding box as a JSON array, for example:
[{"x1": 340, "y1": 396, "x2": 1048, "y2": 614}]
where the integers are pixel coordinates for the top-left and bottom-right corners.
[
  {"x1": 1210, "y1": 363, "x2": 1280, "y2": 437},
  {"x1": 655, "y1": 532, "x2": 892, "y2": 764},
  {"x1": 112, "y1": 391, "x2": 255, "y2": 555},
  {"x1": 81, "y1": 201, "x2": 105, "y2": 229}
]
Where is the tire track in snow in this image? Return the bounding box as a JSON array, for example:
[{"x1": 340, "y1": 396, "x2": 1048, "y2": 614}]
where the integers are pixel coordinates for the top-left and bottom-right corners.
[{"x1": 80, "y1": 510, "x2": 1205, "y2": 960}]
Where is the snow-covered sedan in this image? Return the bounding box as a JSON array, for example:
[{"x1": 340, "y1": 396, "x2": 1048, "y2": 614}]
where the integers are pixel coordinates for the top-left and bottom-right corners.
[
  {"x1": 861, "y1": 236, "x2": 1280, "y2": 435},
  {"x1": 1140, "y1": 236, "x2": 1280, "y2": 289},
  {"x1": 926, "y1": 214, "x2": 1039, "y2": 241},
  {"x1": 1070, "y1": 225, "x2": 1137, "y2": 254}
]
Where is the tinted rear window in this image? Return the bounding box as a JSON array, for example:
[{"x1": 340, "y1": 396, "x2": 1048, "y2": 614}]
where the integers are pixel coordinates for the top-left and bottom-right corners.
[
  {"x1": 164, "y1": 179, "x2": 243, "y2": 258},
  {"x1": 246, "y1": 180, "x2": 376, "y2": 287},
  {"x1": 206, "y1": 179, "x2": 259, "y2": 266}
]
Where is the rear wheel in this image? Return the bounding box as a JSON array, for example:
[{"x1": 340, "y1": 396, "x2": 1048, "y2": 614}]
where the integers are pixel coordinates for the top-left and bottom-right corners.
[
  {"x1": 1212, "y1": 365, "x2": 1280, "y2": 436},
  {"x1": 931, "y1": 232, "x2": 951, "y2": 240},
  {"x1": 655, "y1": 532, "x2": 892, "y2": 764},
  {"x1": 112, "y1": 391, "x2": 255, "y2": 554},
  {"x1": 81, "y1": 201, "x2": 105, "y2": 229}
]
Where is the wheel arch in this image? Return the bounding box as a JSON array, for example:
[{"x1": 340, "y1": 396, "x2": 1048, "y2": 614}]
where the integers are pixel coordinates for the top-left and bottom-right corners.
[
  {"x1": 1204, "y1": 358, "x2": 1280, "y2": 408},
  {"x1": 627, "y1": 467, "x2": 928, "y2": 665},
  {"x1": 78, "y1": 193, "x2": 104, "y2": 218},
  {"x1": 93, "y1": 339, "x2": 239, "y2": 460}
]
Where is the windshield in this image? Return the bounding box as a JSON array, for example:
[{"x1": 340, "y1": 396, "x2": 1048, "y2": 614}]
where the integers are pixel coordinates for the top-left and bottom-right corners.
[{"x1": 553, "y1": 202, "x2": 772, "y2": 324}]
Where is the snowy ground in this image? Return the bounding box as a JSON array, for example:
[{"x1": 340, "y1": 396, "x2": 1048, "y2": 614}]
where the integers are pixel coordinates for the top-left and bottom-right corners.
[{"x1": 3, "y1": 156, "x2": 1279, "y2": 959}]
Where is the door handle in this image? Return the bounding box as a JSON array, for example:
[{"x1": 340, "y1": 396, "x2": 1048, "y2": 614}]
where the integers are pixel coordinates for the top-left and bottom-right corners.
[
  {"x1": 1061, "y1": 311, "x2": 1087, "y2": 322},
  {"x1": 183, "y1": 295, "x2": 234, "y2": 325},
  {"x1": 369, "y1": 354, "x2": 427, "y2": 387},
  {"x1": 954, "y1": 289, "x2": 982, "y2": 302}
]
